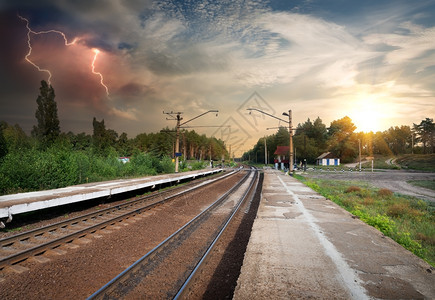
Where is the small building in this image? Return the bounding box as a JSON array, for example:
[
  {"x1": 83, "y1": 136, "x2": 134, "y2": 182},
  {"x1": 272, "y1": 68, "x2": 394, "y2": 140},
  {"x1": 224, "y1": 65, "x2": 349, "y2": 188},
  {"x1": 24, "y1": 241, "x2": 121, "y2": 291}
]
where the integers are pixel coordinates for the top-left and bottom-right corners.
[
  {"x1": 274, "y1": 146, "x2": 289, "y2": 170},
  {"x1": 316, "y1": 152, "x2": 340, "y2": 166},
  {"x1": 118, "y1": 157, "x2": 130, "y2": 164}
]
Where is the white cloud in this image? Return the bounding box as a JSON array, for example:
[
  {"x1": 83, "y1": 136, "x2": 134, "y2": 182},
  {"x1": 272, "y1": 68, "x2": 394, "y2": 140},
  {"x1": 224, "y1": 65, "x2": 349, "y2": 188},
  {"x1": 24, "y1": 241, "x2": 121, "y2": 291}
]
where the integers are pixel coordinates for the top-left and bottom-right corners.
[
  {"x1": 364, "y1": 22, "x2": 435, "y2": 66},
  {"x1": 5, "y1": 0, "x2": 434, "y2": 137}
]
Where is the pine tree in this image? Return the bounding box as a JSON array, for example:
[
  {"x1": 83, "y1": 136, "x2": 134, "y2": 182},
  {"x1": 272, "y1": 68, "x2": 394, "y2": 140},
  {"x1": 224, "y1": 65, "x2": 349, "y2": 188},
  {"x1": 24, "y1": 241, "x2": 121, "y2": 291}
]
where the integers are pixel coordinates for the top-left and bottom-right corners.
[
  {"x1": 92, "y1": 117, "x2": 107, "y2": 155},
  {"x1": 413, "y1": 118, "x2": 435, "y2": 154},
  {"x1": 32, "y1": 80, "x2": 60, "y2": 148}
]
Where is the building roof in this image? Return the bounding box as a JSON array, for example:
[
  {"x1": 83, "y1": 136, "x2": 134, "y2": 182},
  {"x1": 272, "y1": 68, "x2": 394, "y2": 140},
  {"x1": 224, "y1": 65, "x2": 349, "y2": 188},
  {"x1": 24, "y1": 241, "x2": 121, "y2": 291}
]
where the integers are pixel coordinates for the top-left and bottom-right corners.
[
  {"x1": 316, "y1": 152, "x2": 338, "y2": 159},
  {"x1": 274, "y1": 146, "x2": 290, "y2": 155}
]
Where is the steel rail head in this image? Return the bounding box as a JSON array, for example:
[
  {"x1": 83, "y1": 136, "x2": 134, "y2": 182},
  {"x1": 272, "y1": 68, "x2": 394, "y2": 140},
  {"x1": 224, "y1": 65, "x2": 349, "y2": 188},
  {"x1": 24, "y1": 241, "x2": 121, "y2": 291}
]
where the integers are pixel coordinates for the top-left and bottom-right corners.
[
  {"x1": 87, "y1": 169, "x2": 251, "y2": 300},
  {"x1": 0, "y1": 169, "x2": 234, "y2": 247},
  {"x1": 174, "y1": 169, "x2": 259, "y2": 299},
  {"x1": 0, "y1": 170, "x2": 237, "y2": 271}
]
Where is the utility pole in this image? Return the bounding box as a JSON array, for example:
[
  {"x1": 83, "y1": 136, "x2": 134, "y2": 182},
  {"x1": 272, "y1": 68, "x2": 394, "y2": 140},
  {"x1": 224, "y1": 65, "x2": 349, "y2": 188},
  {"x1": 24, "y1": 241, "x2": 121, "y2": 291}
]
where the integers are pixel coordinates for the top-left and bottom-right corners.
[
  {"x1": 283, "y1": 110, "x2": 294, "y2": 172},
  {"x1": 247, "y1": 108, "x2": 294, "y2": 172},
  {"x1": 174, "y1": 112, "x2": 182, "y2": 173},
  {"x1": 264, "y1": 136, "x2": 267, "y2": 166},
  {"x1": 164, "y1": 110, "x2": 218, "y2": 173},
  {"x1": 358, "y1": 139, "x2": 361, "y2": 171}
]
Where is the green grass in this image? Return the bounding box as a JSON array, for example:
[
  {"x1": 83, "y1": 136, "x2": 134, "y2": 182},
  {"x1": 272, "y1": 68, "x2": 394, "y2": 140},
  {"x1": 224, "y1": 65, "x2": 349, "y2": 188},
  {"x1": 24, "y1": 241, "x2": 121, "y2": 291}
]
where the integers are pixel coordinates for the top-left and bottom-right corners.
[
  {"x1": 396, "y1": 154, "x2": 435, "y2": 172},
  {"x1": 360, "y1": 154, "x2": 435, "y2": 172},
  {"x1": 360, "y1": 155, "x2": 399, "y2": 170},
  {"x1": 297, "y1": 176, "x2": 435, "y2": 267},
  {"x1": 408, "y1": 180, "x2": 435, "y2": 191}
]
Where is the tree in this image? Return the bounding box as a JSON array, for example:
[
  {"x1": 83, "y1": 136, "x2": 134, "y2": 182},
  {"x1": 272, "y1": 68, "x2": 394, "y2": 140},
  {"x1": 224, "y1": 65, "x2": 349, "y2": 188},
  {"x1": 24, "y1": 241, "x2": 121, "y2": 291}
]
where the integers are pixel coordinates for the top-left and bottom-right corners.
[
  {"x1": 149, "y1": 130, "x2": 173, "y2": 158},
  {"x1": 413, "y1": 118, "x2": 434, "y2": 154},
  {"x1": 117, "y1": 132, "x2": 131, "y2": 156},
  {"x1": 31, "y1": 80, "x2": 60, "y2": 148},
  {"x1": 134, "y1": 132, "x2": 150, "y2": 152},
  {"x1": 2, "y1": 122, "x2": 31, "y2": 151},
  {"x1": 293, "y1": 134, "x2": 318, "y2": 163},
  {"x1": 92, "y1": 118, "x2": 118, "y2": 156},
  {"x1": 0, "y1": 123, "x2": 7, "y2": 160},
  {"x1": 327, "y1": 116, "x2": 357, "y2": 163},
  {"x1": 295, "y1": 117, "x2": 328, "y2": 162},
  {"x1": 274, "y1": 126, "x2": 290, "y2": 147},
  {"x1": 372, "y1": 131, "x2": 393, "y2": 156},
  {"x1": 73, "y1": 132, "x2": 92, "y2": 151},
  {"x1": 385, "y1": 126, "x2": 412, "y2": 155},
  {"x1": 312, "y1": 117, "x2": 328, "y2": 150}
]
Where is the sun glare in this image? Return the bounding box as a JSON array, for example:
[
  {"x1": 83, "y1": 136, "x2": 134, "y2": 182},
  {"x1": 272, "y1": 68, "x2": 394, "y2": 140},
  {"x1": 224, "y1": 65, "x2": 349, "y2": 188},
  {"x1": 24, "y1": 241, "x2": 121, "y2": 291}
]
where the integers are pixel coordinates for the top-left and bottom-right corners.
[
  {"x1": 352, "y1": 109, "x2": 382, "y2": 132},
  {"x1": 349, "y1": 93, "x2": 387, "y2": 133}
]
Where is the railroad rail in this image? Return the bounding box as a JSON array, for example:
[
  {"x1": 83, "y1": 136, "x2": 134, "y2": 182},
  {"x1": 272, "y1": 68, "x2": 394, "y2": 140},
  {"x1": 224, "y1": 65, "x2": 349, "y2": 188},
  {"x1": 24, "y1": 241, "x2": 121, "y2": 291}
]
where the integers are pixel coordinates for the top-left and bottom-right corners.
[
  {"x1": 87, "y1": 167, "x2": 259, "y2": 299},
  {"x1": 0, "y1": 169, "x2": 239, "y2": 272}
]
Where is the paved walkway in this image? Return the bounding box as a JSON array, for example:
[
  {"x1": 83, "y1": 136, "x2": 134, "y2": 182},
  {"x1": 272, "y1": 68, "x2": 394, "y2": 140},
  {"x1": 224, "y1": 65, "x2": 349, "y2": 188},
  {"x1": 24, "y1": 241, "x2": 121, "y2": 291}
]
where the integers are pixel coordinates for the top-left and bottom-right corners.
[{"x1": 234, "y1": 169, "x2": 434, "y2": 299}]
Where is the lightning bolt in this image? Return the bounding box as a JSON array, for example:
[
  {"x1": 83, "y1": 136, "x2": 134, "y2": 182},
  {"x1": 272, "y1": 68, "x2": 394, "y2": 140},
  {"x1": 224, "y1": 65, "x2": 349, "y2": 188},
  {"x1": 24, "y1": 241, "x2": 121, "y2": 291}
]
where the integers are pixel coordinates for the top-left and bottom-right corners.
[
  {"x1": 91, "y1": 49, "x2": 110, "y2": 96},
  {"x1": 18, "y1": 15, "x2": 78, "y2": 86},
  {"x1": 18, "y1": 15, "x2": 110, "y2": 97}
]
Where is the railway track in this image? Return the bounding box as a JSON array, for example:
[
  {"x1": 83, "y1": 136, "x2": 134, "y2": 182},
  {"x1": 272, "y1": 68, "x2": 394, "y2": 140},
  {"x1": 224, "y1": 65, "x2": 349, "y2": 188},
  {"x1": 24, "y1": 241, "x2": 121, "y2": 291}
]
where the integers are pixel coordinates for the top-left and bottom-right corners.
[
  {"x1": 0, "y1": 168, "x2": 239, "y2": 274},
  {"x1": 88, "y1": 167, "x2": 259, "y2": 299}
]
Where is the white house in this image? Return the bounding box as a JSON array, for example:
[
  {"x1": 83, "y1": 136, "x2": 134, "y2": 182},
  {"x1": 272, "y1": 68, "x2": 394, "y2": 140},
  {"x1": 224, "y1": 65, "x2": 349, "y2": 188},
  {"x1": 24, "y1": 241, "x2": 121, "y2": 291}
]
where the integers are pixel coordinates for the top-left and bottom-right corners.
[{"x1": 316, "y1": 152, "x2": 340, "y2": 166}]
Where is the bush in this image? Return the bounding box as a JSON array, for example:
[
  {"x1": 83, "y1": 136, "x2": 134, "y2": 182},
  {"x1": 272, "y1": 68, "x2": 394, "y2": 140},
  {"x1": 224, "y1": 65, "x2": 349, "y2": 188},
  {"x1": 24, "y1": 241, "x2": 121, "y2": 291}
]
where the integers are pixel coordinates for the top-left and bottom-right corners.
[
  {"x1": 190, "y1": 161, "x2": 206, "y2": 170},
  {"x1": 393, "y1": 232, "x2": 424, "y2": 257},
  {"x1": 378, "y1": 188, "x2": 393, "y2": 197},
  {"x1": 0, "y1": 147, "x2": 178, "y2": 196},
  {"x1": 416, "y1": 232, "x2": 435, "y2": 246},
  {"x1": 352, "y1": 209, "x2": 395, "y2": 235},
  {"x1": 345, "y1": 186, "x2": 361, "y2": 193},
  {"x1": 130, "y1": 152, "x2": 156, "y2": 175},
  {"x1": 363, "y1": 197, "x2": 375, "y2": 205},
  {"x1": 387, "y1": 202, "x2": 410, "y2": 218},
  {"x1": 160, "y1": 156, "x2": 175, "y2": 174}
]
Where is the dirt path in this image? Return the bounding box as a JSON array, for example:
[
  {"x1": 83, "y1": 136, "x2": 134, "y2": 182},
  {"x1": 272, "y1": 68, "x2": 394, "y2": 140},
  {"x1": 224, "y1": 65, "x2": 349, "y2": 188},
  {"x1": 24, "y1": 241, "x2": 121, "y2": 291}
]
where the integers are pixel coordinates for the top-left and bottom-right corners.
[{"x1": 302, "y1": 170, "x2": 435, "y2": 202}]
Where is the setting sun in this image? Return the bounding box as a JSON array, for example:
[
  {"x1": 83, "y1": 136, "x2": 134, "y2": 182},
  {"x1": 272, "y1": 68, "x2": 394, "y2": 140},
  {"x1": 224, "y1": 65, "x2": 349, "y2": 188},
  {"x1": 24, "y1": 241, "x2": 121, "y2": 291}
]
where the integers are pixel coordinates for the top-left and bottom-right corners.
[{"x1": 348, "y1": 93, "x2": 388, "y2": 133}]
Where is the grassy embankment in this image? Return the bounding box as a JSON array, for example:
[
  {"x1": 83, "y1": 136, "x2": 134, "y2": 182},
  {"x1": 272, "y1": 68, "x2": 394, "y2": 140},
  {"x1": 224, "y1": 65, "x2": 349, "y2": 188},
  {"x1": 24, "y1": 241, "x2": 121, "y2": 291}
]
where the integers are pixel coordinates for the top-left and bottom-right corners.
[{"x1": 295, "y1": 174, "x2": 435, "y2": 267}]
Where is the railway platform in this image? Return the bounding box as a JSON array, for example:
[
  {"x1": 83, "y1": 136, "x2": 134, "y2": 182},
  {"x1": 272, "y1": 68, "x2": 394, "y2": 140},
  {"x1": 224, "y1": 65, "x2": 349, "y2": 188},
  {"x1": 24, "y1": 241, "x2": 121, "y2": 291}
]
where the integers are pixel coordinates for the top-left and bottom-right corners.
[
  {"x1": 0, "y1": 168, "x2": 223, "y2": 227},
  {"x1": 234, "y1": 169, "x2": 434, "y2": 299}
]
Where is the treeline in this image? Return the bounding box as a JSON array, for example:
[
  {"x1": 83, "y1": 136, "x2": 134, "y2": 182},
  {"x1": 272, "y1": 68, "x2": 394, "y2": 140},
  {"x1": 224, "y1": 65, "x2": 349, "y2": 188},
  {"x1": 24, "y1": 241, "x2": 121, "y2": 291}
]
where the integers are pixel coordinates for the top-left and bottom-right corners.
[
  {"x1": 0, "y1": 81, "x2": 228, "y2": 195},
  {"x1": 243, "y1": 116, "x2": 434, "y2": 164}
]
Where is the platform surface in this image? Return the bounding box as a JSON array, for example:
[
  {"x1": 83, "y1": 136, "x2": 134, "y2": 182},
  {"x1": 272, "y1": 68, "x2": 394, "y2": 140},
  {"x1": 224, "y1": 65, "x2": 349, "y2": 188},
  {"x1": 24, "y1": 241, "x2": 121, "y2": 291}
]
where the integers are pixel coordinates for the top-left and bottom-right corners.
[
  {"x1": 0, "y1": 168, "x2": 222, "y2": 220},
  {"x1": 234, "y1": 169, "x2": 434, "y2": 299}
]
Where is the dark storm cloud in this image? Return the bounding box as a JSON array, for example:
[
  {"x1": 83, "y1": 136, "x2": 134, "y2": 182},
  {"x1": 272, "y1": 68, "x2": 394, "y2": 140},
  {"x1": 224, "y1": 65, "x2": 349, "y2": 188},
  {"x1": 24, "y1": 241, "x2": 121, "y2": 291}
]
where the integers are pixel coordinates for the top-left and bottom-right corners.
[{"x1": 117, "y1": 82, "x2": 154, "y2": 98}]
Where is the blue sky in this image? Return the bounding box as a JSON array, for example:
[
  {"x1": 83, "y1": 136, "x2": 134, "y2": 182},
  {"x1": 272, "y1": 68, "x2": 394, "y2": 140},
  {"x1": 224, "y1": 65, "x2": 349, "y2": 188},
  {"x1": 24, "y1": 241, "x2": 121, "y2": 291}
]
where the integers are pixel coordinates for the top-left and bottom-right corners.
[{"x1": 0, "y1": 0, "x2": 434, "y2": 154}]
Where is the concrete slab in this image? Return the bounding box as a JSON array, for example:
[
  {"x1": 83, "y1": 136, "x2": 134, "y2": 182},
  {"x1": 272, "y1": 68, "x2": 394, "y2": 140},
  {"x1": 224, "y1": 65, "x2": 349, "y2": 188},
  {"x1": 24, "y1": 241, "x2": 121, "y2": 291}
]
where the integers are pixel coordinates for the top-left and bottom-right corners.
[
  {"x1": 234, "y1": 169, "x2": 434, "y2": 299},
  {"x1": 0, "y1": 169, "x2": 223, "y2": 220}
]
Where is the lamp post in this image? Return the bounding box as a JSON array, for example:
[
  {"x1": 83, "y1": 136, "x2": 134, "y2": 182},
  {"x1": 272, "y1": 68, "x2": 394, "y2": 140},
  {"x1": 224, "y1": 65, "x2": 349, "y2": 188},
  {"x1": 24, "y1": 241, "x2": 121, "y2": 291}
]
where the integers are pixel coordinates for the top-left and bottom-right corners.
[
  {"x1": 282, "y1": 110, "x2": 293, "y2": 172},
  {"x1": 164, "y1": 110, "x2": 218, "y2": 173},
  {"x1": 247, "y1": 108, "x2": 294, "y2": 172}
]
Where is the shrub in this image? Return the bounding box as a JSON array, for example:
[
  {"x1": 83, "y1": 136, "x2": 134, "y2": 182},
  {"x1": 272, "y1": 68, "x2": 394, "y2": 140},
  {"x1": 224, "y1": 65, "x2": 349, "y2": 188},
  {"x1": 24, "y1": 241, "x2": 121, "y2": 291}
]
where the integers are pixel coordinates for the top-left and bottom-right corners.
[
  {"x1": 341, "y1": 197, "x2": 356, "y2": 210},
  {"x1": 393, "y1": 232, "x2": 424, "y2": 257},
  {"x1": 387, "y1": 202, "x2": 423, "y2": 219},
  {"x1": 363, "y1": 197, "x2": 374, "y2": 205},
  {"x1": 378, "y1": 188, "x2": 393, "y2": 197},
  {"x1": 190, "y1": 161, "x2": 206, "y2": 170},
  {"x1": 345, "y1": 186, "x2": 361, "y2": 193},
  {"x1": 411, "y1": 199, "x2": 428, "y2": 211},
  {"x1": 160, "y1": 156, "x2": 175, "y2": 174},
  {"x1": 387, "y1": 202, "x2": 411, "y2": 218},
  {"x1": 352, "y1": 210, "x2": 395, "y2": 235},
  {"x1": 0, "y1": 147, "x2": 178, "y2": 196},
  {"x1": 416, "y1": 232, "x2": 435, "y2": 246}
]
